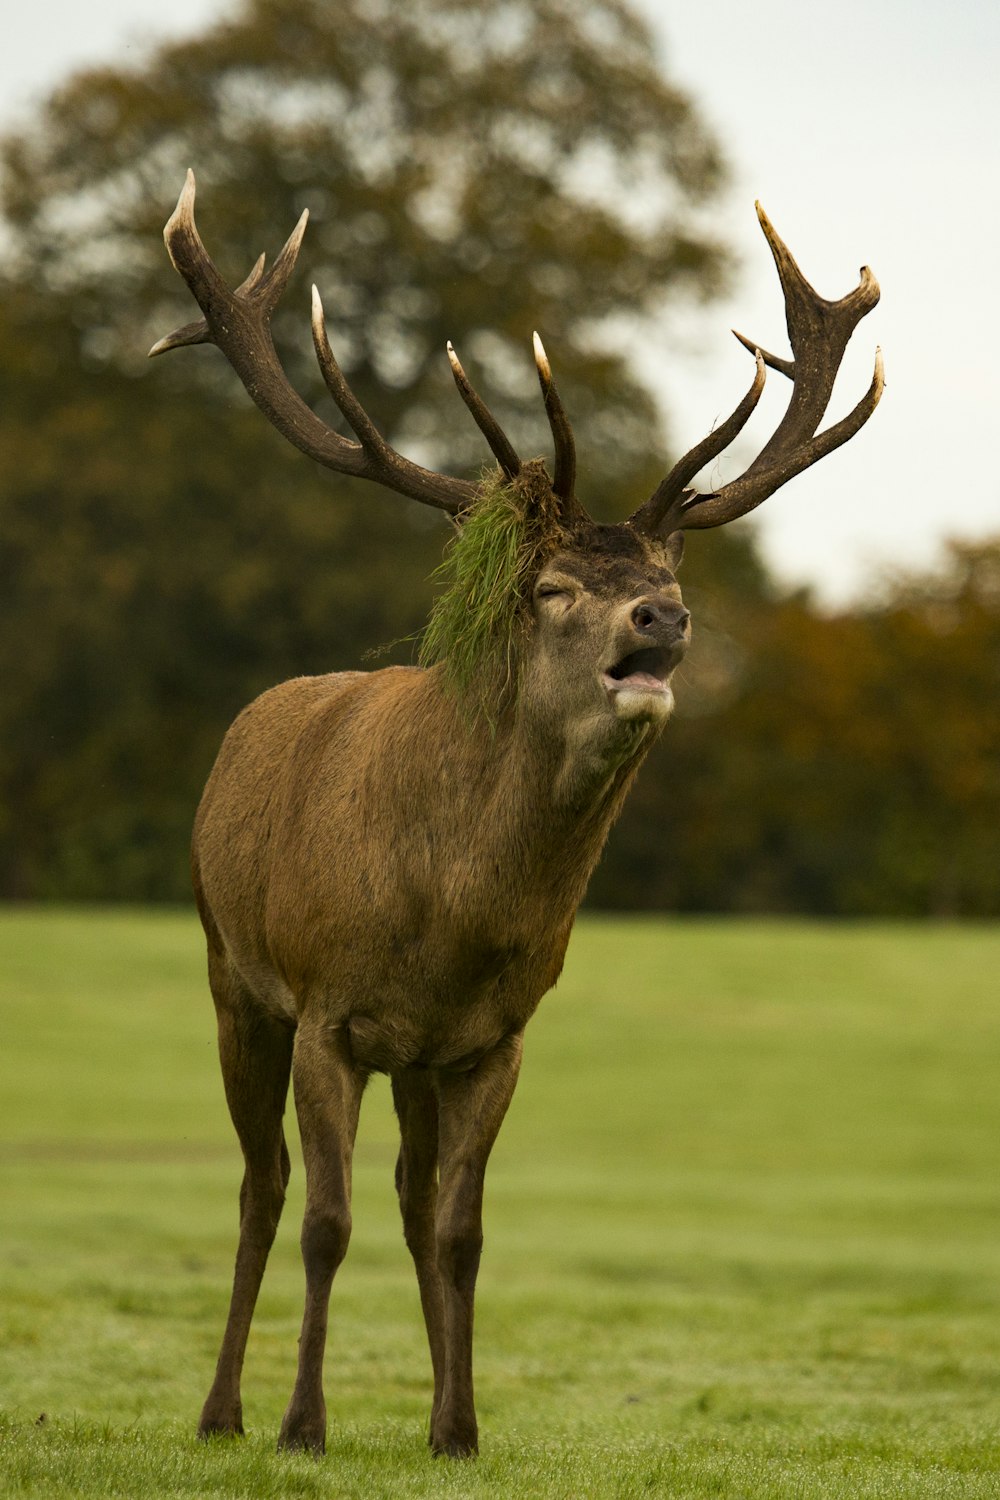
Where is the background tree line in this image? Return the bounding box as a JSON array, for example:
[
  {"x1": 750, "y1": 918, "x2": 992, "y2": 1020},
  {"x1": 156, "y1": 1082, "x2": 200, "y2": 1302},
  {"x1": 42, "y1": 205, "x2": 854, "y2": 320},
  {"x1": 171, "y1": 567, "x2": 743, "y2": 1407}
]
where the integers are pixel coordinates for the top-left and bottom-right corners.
[{"x1": 1, "y1": 0, "x2": 996, "y2": 914}]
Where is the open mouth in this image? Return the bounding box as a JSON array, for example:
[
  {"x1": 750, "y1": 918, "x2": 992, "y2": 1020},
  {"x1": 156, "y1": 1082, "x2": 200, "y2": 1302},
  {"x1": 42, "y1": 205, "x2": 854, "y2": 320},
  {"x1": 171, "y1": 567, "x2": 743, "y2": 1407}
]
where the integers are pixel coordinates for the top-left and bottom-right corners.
[{"x1": 601, "y1": 646, "x2": 672, "y2": 695}]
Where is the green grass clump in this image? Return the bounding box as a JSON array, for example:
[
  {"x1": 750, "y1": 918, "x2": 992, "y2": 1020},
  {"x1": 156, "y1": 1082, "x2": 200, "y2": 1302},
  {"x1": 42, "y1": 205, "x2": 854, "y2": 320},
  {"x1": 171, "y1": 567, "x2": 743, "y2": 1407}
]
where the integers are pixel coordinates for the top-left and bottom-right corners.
[
  {"x1": 2, "y1": 909, "x2": 1000, "y2": 1497},
  {"x1": 419, "y1": 460, "x2": 563, "y2": 717}
]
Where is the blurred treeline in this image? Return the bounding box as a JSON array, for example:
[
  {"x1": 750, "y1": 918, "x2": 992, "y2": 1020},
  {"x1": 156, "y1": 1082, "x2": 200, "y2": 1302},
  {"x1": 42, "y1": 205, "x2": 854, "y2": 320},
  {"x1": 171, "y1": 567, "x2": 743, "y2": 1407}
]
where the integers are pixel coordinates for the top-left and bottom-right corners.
[{"x1": 1, "y1": 0, "x2": 997, "y2": 915}]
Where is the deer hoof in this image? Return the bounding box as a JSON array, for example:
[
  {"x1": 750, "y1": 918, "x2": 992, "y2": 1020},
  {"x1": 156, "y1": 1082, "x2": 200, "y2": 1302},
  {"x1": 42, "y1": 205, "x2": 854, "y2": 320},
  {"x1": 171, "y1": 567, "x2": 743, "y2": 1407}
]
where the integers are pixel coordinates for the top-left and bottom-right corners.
[
  {"x1": 430, "y1": 1422, "x2": 479, "y2": 1459},
  {"x1": 277, "y1": 1414, "x2": 326, "y2": 1456},
  {"x1": 197, "y1": 1406, "x2": 244, "y2": 1439}
]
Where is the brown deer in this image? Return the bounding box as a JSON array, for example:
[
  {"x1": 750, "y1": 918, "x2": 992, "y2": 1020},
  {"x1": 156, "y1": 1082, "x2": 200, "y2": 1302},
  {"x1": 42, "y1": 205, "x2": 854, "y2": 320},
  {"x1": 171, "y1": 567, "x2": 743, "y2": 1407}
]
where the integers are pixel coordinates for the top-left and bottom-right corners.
[{"x1": 150, "y1": 172, "x2": 882, "y2": 1458}]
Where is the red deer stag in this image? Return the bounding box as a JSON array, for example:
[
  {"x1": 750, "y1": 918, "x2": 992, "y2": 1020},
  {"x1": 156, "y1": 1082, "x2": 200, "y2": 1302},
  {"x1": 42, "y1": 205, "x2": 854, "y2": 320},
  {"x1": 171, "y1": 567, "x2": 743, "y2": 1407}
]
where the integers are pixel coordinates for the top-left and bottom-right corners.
[{"x1": 150, "y1": 172, "x2": 882, "y2": 1458}]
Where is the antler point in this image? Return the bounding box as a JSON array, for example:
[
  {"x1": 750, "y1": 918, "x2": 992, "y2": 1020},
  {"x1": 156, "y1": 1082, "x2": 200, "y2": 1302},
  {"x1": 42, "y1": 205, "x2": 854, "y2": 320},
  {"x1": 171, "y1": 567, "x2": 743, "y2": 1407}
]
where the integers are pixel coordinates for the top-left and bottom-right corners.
[
  {"x1": 147, "y1": 316, "x2": 211, "y2": 358},
  {"x1": 532, "y1": 331, "x2": 551, "y2": 382},
  {"x1": 179, "y1": 169, "x2": 196, "y2": 212},
  {"x1": 164, "y1": 171, "x2": 201, "y2": 263},
  {"x1": 858, "y1": 263, "x2": 880, "y2": 301}
]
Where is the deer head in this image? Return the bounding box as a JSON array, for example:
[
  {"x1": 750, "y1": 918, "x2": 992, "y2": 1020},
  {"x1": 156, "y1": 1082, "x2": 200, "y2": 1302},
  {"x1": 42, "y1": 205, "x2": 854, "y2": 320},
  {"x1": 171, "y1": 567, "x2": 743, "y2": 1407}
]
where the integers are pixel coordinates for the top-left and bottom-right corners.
[{"x1": 150, "y1": 174, "x2": 883, "y2": 751}]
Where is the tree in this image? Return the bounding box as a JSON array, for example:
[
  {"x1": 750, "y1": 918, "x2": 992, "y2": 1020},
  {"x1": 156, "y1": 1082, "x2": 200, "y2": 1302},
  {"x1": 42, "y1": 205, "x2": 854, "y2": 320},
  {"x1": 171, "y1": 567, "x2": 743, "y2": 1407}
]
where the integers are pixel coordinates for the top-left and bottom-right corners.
[
  {"x1": 1, "y1": 0, "x2": 729, "y2": 499},
  {"x1": 0, "y1": 0, "x2": 745, "y2": 899}
]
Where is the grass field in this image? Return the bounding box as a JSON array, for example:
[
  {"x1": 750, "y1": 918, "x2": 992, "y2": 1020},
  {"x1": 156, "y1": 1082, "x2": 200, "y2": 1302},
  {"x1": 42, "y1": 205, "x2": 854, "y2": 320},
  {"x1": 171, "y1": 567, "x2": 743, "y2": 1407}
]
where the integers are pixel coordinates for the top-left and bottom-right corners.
[{"x1": 1, "y1": 908, "x2": 998, "y2": 1498}]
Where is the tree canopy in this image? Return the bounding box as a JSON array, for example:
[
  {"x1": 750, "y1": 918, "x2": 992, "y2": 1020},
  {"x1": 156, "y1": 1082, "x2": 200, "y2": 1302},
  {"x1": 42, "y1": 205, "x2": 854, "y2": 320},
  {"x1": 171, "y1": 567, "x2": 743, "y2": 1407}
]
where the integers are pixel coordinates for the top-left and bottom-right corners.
[{"x1": 0, "y1": 0, "x2": 753, "y2": 900}]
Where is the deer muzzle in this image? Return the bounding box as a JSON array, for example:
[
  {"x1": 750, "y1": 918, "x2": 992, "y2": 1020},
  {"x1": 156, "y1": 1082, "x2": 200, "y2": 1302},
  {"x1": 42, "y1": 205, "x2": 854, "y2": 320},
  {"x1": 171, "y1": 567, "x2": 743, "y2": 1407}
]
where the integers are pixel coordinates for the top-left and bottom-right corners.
[{"x1": 600, "y1": 597, "x2": 690, "y2": 718}]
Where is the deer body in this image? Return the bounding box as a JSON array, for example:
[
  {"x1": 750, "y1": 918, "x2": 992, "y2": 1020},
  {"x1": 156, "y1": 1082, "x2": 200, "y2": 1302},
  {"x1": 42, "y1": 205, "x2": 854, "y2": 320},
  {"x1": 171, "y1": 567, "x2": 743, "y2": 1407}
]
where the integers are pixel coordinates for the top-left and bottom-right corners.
[
  {"x1": 192, "y1": 549, "x2": 685, "y2": 1454},
  {"x1": 152, "y1": 175, "x2": 882, "y2": 1458},
  {"x1": 194, "y1": 662, "x2": 646, "y2": 1068}
]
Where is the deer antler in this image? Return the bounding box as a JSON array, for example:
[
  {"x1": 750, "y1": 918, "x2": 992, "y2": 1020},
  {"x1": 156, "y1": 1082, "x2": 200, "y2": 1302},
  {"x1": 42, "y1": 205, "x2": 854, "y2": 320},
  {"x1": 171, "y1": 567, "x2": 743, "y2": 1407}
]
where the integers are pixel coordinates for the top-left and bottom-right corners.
[
  {"x1": 152, "y1": 173, "x2": 603, "y2": 524},
  {"x1": 532, "y1": 332, "x2": 576, "y2": 503},
  {"x1": 631, "y1": 202, "x2": 884, "y2": 535},
  {"x1": 150, "y1": 171, "x2": 478, "y2": 516},
  {"x1": 445, "y1": 342, "x2": 522, "y2": 482}
]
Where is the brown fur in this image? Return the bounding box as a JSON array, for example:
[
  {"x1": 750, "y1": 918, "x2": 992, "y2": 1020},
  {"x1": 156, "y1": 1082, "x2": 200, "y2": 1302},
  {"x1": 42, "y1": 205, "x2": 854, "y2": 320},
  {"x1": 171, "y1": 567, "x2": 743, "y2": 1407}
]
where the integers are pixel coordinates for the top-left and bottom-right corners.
[{"x1": 193, "y1": 526, "x2": 690, "y2": 1455}]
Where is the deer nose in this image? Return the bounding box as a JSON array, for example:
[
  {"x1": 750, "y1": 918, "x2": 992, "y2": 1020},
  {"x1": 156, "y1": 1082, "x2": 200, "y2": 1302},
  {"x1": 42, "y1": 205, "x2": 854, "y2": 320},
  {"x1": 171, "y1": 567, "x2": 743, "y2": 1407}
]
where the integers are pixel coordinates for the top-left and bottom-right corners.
[{"x1": 631, "y1": 598, "x2": 690, "y2": 635}]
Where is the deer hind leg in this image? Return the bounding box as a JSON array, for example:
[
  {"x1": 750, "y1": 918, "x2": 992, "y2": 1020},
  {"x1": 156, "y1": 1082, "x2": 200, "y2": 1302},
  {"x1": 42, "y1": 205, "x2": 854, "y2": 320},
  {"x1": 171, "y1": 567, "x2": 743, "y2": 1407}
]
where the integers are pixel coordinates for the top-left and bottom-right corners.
[
  {"x1": 391, "y1": 1071, "x2": 446, "y2": 1439},
  {"x1": 199, "y1": 953, "x2": 294, "y2": 1438},
  {"x1": 431, "y1": 1031, "x2": 523, "y2": 1458},
  {"x1": 278, "y1": 1017, "x2": 366, "y2": 1454}
]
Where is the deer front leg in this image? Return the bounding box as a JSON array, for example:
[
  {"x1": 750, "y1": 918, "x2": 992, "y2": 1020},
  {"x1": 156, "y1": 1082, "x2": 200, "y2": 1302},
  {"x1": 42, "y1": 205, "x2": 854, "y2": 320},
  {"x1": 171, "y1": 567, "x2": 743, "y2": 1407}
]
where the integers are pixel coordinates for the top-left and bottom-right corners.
[
  {"x1": 431, "y1": 1031, "x2": 523, "y2": 1458},
  {"x1": 278, "y1": 1017, "x2": 366, "y2": 1455},
  {"x1": 392, "y1": 1072, "x2": 446, "y2": 1438},
  {"x1": 199, "y1": 955, "x2": 294, "y2": 1439}
]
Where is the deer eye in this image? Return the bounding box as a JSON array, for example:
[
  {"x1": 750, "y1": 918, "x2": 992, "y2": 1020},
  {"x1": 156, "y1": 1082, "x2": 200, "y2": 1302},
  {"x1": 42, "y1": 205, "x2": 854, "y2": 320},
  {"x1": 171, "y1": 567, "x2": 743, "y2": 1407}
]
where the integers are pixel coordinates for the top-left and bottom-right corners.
[
  {"x1": 535, "y1": 576, "x2": 579, "y2": 601},
  {"x1": 534, "y1": 583, "x2": 579, "y2": 613}
]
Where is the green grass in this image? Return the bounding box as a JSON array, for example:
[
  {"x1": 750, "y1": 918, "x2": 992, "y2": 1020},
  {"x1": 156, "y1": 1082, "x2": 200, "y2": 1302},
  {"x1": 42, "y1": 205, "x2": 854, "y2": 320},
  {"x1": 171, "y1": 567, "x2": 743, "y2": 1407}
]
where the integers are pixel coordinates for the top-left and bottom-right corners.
[
  {"x1": 1, "y1": 909, "x2": 999, "y2": 1497},
  {"x1": 419, "y1": 461, "x2": 563, "y2": 719}
]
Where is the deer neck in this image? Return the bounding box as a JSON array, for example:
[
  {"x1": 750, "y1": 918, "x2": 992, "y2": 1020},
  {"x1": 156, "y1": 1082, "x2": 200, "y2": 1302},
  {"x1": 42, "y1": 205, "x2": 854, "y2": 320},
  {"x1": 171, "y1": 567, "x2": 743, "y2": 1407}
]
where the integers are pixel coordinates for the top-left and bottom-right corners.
[{"x1": 432, "y1": 670, "x2": 661, "y2": 910}]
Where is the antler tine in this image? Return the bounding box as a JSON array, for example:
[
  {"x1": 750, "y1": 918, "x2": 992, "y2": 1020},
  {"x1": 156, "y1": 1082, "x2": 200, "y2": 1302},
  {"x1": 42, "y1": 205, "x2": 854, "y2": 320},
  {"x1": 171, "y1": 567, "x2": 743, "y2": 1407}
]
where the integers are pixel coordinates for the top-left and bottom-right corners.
[
  {"x1": 257, "y1": 210, "x2": 309, "y2": 310},
  {"x1": 632, "y1": 203, "x2": 883, "y2": 536},
  {"x1": 311, "y1": 285, "x2": 393, "y2": 458},
  {"x1": 678, "y1": 345, "x2": 885, "y2": 530},
  {"x1": 733, "y1": 328, "x2": 792, "y2": 379},
  {"x1": 446, "y1": 342, "x2": 522, "y2": 481},
  {"x1": 160, "y1": 169, "x2": 228, "y2": 301},
  {"x1": 148, "y1": 316, "x2": 212, "y2": 357},
  {"x1": 532, "y1": 332, "x2": 577, "y2": 504},
  {"x1": 149, "y1": 171, "x2": 478, "y2": 517},
  {"x1": 633, "y1": 350, "x2": 766, "y2": 534}
]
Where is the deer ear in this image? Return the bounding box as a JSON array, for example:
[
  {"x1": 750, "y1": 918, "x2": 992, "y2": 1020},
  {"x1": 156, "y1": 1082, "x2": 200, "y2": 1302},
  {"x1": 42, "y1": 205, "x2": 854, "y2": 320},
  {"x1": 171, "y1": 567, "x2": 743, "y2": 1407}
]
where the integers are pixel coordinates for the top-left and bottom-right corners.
[{"x1": 663, "y1": 532, "x2": 685, "y2": 571}]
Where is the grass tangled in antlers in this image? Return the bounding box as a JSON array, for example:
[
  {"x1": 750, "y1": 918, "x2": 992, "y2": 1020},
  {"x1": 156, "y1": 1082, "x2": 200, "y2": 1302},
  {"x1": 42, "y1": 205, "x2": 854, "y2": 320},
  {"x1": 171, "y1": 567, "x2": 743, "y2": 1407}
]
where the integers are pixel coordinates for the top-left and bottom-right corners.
[{"x1": 419, "y1": 460, "x2": 564, "y2": 720}]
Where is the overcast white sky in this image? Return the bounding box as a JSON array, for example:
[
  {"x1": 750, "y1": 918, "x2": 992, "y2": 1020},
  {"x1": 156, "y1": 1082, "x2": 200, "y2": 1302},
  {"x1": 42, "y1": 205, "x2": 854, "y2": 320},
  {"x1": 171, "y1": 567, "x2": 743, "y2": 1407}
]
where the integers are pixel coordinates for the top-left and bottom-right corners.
[{"x1": 3, "y1": 0, "x2": 997, "y2": 601}]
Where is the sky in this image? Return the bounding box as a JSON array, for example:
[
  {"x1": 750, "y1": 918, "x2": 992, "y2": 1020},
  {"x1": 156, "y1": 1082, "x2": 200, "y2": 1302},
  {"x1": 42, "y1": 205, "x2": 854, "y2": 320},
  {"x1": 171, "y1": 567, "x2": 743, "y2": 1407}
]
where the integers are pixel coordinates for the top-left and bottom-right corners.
[{"x1": 2, "y1": 0, "x2": 997, "y2": 602}]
